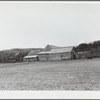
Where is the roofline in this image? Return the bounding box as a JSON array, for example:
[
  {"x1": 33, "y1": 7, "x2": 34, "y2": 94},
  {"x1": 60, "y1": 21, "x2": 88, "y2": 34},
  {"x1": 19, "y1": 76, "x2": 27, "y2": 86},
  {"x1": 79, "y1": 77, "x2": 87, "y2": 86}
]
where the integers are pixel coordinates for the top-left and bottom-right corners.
[
  {"x1": 23, "y1": 55, "x2": 37, "y2": 58},
  {"x1": 37, "y1": 46, "x2": 74, "y2": 55},
  {"x1": 37, "y1": 51, "x2": 73, "y2": 55}
]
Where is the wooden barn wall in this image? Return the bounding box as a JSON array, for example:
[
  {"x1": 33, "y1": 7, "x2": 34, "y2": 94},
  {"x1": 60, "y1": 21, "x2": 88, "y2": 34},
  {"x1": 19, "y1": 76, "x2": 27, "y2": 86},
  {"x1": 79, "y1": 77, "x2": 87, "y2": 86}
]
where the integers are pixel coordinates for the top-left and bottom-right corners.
[
  {"x1": 37, "y1": 50, "x2": 74, "y2": 61},
  {"x1": 49, "y1": 53, "x2": 61, "y2": 60},
  {"x1": 38, "y1": 54, "x2": 49, "y2": 61},
  {"x1": 37, "y1": 52, "x2": 72, "y2": 61},
  {"x1": 49, "y1": 52, "x2": 71, "y2": 60}
]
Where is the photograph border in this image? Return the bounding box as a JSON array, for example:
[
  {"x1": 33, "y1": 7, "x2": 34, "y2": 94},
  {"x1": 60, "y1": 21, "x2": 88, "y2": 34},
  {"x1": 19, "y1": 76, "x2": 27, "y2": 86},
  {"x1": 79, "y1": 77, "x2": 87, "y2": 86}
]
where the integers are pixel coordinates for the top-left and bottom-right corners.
[{"x1": 0, "y1": 0, "x2": 100, "y2": 99}]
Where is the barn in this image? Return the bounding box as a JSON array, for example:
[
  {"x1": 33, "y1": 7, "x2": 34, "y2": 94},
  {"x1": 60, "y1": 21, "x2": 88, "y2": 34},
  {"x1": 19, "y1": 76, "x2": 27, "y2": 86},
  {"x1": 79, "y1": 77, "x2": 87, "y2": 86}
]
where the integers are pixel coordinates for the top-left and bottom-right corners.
[
  {"x1": 23, "y1": 50, "x2": 39, "y2": 62},
  {"x1": 37, "y1": 44, "x2": 59, "y2": 61},
  {"x1": 37, "y1": 51, "x2": 50, "y2": 61},
  {"x1": 23, "y1": 45, "x2": 59, "y2": 62},
  {"x1": 37, "y1": 46, "x2": 76, "y2": 61},
  {"x1": 49, "y1": 47, "x2": 76, "y2": 60}
]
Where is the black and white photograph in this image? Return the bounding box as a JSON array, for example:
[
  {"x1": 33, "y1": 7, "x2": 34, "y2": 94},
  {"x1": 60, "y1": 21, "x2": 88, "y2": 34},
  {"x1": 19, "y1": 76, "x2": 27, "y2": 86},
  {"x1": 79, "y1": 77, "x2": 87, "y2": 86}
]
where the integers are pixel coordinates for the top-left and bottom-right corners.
[{"x1": 0, "y1": 1, "x2": 100, "y2": 93}]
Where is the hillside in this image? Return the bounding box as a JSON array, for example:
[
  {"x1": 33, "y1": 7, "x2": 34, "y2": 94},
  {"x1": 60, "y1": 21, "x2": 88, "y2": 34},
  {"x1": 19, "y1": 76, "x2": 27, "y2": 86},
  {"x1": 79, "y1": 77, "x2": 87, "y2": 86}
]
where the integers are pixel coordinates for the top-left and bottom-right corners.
[{"x1": 0, "y1": 48, "x2": 43, "y2": 63}]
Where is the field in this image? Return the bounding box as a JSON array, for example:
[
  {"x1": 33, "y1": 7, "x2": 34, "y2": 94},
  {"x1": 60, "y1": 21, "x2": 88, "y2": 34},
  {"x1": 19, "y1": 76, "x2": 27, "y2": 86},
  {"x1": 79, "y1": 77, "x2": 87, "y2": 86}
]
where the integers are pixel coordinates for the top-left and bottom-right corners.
[{"x1": 0, "y1": 58, "x2": 100, "y2": 90}]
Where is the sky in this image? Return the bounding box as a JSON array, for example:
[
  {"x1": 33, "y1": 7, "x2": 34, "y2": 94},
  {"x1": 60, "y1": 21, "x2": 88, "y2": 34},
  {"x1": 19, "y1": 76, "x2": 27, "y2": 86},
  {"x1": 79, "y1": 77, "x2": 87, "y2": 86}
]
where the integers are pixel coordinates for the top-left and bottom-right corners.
[{"x1": 0, "y1": 2, "x2": 100, "y2": 50}]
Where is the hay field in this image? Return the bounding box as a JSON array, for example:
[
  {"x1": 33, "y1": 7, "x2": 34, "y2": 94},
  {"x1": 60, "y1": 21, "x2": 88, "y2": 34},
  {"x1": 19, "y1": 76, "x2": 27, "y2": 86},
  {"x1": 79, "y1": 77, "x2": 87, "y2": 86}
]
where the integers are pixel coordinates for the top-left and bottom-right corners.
[{"x1": 0, "y1": 58, "x2": 100, "y2": 90}]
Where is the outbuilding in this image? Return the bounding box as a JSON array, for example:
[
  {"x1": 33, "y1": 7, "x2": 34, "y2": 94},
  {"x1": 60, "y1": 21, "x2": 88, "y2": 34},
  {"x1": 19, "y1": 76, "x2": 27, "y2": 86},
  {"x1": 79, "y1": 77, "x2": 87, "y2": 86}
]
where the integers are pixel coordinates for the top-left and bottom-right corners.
[
  {"x1": 75, "y1": 51, "x2": 89, "y2": 59},
  {"x1": 23, "y1": 50, "x2": 39, "y2": 62},
  {"x1": 23, "y1": 55, "x2": 38, "y2": 62}
]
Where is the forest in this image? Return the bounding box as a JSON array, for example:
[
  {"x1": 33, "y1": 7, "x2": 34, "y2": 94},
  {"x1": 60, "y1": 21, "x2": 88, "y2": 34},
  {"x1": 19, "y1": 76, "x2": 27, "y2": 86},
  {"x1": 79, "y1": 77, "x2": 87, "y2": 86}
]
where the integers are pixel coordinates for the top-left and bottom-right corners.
[{"x1": 75, "y1": 40, "x2": 100, "y2": 58}]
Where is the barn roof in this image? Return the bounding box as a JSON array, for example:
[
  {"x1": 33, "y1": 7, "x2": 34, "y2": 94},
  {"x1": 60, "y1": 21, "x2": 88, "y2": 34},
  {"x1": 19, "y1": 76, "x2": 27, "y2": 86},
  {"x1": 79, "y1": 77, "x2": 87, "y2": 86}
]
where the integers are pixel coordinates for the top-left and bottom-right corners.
[
  {"x1": 49, "y1": 46, "x2": 73, "y2": 54},
  {"x1": 38, "y1": 46, "x2": 74, "y2": 54},
  {"x1": 23, "y1": 55, "x2": 37, "y2": 59},
  {"x1": 47, "y1": 45, "x2": 59, "y2": 49},
  {"x1": 37, "y1": 51, "x2": 50, "y2": 54},
  {"x1": 28, "y1": 50, "x2": 40, "y2": 56},
  {"x1": 44, "y1": 44, "x2": 59, "y2": 51},
  {"x1": 78, "y1": 51, "x2": 89, "y2": 54}
]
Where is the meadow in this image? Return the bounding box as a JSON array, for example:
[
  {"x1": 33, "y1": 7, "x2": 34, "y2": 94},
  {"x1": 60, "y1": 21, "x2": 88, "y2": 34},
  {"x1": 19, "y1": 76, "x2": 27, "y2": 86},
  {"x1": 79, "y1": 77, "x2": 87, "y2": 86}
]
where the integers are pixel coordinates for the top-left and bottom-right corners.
[{"x1": 0, "y1": 58, "x2": 100, "y2": 90}]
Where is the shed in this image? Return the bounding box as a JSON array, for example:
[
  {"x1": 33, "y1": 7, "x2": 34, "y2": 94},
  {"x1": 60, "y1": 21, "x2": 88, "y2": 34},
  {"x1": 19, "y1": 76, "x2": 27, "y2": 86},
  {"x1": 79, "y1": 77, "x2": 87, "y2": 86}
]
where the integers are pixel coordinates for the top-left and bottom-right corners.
[
  {"x1": 23, "y1": 55, "x2": 38, "y2": 62},
  {"x1": 76, "y1": 51, "x2": 89, "y2": 59},
  {"x1": 23, "y1": 50, "x2": 39, "y2": 62}
]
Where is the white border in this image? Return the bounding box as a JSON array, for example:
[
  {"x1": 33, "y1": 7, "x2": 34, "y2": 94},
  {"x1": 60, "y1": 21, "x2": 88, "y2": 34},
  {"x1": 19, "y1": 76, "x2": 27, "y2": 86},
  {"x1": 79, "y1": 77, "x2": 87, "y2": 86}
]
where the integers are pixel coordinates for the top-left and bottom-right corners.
[
  {"x1": 0, "y1": 1, "x2": 100, "y2": 99},
  {"x1": 0, "y1": 91, "x2": 100, "y2": 99},
  {"x1": 0, "y1": 1, "x2": 100, "y2": 4}
]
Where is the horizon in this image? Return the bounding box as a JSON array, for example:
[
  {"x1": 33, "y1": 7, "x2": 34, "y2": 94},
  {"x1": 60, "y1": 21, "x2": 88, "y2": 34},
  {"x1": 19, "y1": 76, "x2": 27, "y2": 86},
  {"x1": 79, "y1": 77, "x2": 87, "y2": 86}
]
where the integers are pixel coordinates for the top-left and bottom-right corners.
[
  {"x1": 0, "y1": 2, "x2": 100, "y2": 51},
  {"x1": 0, "y1": 39, "x2": 100, "y2": 51}
]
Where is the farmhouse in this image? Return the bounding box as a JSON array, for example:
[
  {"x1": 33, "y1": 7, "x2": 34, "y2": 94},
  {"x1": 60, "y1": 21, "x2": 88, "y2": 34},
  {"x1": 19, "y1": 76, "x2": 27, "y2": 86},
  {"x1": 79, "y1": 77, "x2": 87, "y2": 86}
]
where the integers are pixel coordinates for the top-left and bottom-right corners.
[
  {"x1": 23, "y1": 50, "x2": 39, "y2": 62},
  {"x1": 37, "y1": 46, "x2": 76, "y2": 61},
  {"x1": 10, "y1": 52, "x2": 23, "y2": 62}
]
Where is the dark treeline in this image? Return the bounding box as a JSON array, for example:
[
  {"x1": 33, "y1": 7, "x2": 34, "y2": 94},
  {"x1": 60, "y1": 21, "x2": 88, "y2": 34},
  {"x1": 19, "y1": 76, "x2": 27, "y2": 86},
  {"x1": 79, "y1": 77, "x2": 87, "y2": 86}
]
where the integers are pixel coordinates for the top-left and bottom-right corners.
[
  {"x1": 75, "y1": 40, "x2": 100, "y2": 58},
  {"x1": 0, "y1": 48, "x2": 42, "y2": 63}
]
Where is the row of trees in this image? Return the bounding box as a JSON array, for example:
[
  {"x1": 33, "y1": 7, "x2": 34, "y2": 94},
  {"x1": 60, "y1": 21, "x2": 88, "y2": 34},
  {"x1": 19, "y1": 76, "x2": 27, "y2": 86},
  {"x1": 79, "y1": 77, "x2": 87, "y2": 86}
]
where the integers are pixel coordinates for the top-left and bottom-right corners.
[
  {"x1": 75, "y1": 40, "x2": 100, "y2": 58},
  {"x1": 0, "y1": 48, "x2": 42, "y2": 63},
  {"x1": 75, "y1": 40, "x2": 100, "y2": 52}
]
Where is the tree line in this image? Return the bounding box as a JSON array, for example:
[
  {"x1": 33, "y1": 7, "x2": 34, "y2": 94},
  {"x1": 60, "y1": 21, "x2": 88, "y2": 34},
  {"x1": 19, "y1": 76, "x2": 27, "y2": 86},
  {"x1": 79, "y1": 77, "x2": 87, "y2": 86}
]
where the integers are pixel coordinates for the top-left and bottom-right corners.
[
  {"x1": 0, "y1": 48, "x2": 42, "y2": 63},
  {"x1": 75, "y1": 40, "x2": 100, "y2": 58}
]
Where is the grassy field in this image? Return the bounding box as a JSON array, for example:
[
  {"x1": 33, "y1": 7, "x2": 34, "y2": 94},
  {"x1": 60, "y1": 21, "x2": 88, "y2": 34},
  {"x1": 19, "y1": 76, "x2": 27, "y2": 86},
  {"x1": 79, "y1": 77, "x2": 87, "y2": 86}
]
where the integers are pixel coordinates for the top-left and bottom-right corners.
[{"x1": 0, "y1": 58, "x2": 100, "y2": 90}]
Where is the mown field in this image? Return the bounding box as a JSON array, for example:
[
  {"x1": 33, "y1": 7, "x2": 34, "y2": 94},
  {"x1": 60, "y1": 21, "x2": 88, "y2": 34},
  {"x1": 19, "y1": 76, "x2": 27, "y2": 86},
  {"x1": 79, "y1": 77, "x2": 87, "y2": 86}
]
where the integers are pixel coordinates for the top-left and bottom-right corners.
[{"x1": 0, "y1": 58, "x2": 100, "y2": 90}]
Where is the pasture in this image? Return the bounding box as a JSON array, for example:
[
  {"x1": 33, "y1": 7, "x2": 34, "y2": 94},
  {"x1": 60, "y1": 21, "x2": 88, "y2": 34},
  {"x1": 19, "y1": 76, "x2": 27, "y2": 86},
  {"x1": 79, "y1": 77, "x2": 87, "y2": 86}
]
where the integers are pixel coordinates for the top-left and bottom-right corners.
[{"x1": 0, "y1": 58, "x2": 100, "y2": 90}]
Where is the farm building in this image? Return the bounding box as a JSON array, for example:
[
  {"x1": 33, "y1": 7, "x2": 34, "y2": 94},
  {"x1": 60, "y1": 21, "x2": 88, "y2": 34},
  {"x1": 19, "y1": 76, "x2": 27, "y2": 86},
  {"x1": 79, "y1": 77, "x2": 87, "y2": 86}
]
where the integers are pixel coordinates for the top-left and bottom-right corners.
[
  {"x1": 89, "y1": 49, "x2": 100, "y2": 58},
  {"x1": 75, "y1": 51, "x2": 89, "y2": 59},
  {"x1": 37, "y1": 46, "x2": 76, "y2": 61},
  {"x1": 23, "y1": 55, "x2": 38, "y2": 62},
  {"x1": 49, "y1": 47, "x2": 76, "y2": 60},
  {"x1": 10, "y1": 52, "x2": 23, "y2": 63},
  {"x1": 37, "y1": 51, "x2": 50, "y2": 61},
  {"x1": 36, "y1": 44, "x2": 60, "y2": 61},
  {"x1": 23, "y1": 50, "x2": 39, "y2": 62}
]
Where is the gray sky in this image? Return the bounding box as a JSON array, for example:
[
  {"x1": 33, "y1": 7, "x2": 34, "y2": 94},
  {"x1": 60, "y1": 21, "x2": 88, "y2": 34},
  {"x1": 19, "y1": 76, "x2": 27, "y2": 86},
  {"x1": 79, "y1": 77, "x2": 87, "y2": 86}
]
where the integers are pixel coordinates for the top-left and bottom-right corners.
[{"x1": 0, "y1": 2, "x2": 100, "y2": 50}]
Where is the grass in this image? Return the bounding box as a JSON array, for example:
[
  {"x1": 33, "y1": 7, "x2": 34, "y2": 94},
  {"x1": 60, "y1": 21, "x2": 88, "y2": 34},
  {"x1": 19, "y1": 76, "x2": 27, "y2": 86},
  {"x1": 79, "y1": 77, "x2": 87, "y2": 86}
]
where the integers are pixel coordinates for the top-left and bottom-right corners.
[{"x1": 0, "y1": 58, "x2": 100, "y2": 90}]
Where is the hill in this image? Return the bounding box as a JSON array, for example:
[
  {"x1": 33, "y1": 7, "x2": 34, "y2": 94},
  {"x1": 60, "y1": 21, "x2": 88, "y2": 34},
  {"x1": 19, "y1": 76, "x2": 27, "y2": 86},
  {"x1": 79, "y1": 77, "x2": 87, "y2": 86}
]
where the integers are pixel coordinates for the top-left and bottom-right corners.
[{"x1": 0, "y1": 48, "x2": 43, "y2": 63}]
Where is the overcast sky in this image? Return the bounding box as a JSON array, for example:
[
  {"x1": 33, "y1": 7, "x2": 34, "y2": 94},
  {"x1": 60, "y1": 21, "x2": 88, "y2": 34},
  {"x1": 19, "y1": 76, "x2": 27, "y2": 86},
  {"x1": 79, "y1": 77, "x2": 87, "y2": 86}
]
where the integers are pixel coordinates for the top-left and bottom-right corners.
[{"x1": 0, "y1": 2, "x2": 100, "y2": 50}]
